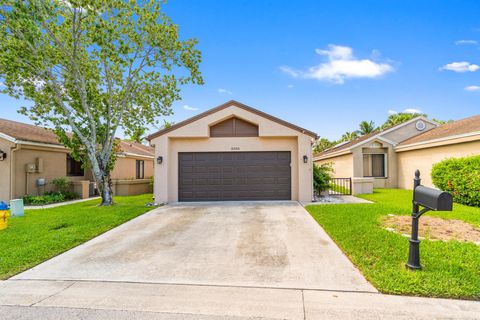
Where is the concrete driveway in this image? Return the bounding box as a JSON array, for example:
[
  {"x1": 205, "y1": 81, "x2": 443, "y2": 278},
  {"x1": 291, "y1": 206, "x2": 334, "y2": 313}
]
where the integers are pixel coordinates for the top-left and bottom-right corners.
[{"x1": 14, "y1": 201, "x2": 373, "y2": 292}]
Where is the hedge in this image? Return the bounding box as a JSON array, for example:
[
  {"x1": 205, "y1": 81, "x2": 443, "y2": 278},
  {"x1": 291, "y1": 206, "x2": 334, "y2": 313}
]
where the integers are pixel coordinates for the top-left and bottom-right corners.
[{"x1": 431, "y1": 155, "x2": 480, "y2": 207}]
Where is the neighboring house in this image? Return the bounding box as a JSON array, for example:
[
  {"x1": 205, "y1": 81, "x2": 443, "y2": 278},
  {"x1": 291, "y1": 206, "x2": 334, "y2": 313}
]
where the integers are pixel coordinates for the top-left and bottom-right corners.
[
  {"x1": 314, "y1": 115, "x2": 480, "y2": 192},
  {"x1": 147, "y1": 100, "x2": 318, "y2": 203},
  {"x1": 0, "y1": 118, "x2": 154, "y2": 201},
  {"x1": 395, "y1": 114, "x2": 480, "y2": 188}
]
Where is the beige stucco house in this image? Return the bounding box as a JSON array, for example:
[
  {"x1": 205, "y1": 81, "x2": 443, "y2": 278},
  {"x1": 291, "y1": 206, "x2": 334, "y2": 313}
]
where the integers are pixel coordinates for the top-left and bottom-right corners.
[
  {"x1": 314, "y1": 114, "x2": 480, "y2": 192},
  {"x1": 0, "y1": 118, "x2": 154, "y2": 201},
  {"x1": 147, "y1": 100, "x2": 318, "y2": 203}
]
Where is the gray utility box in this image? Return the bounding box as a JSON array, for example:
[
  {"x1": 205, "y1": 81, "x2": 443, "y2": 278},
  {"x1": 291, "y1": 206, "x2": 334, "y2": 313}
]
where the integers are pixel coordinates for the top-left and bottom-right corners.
[{"x1": 10, "y1": 199, "x2": 24, "y2": 217}]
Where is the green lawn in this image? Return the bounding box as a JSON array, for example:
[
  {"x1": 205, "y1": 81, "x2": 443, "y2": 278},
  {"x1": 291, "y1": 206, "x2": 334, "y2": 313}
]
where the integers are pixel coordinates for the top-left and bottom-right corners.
[
  {"x1": 0, "y1": 194, "x2": 155, "y2": 279},
  {"x1": 306, "y1": 189, "x2": 480, "y2": 300}
]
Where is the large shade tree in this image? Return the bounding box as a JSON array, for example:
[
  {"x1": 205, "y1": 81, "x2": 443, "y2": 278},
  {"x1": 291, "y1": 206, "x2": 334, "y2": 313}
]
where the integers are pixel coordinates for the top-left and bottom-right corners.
[{"x1": 0, "y1": 0, "x2": 203, "y2": 205}]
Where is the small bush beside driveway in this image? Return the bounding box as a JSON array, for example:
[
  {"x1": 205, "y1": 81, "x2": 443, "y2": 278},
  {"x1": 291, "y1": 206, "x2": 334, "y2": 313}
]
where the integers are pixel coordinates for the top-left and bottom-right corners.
[
  {"x1": 306, "y1": 189, "x2": 480, "y2": 299},
  {"x1": 0, "y1": 194, "x2": 154, "y2": 279}
]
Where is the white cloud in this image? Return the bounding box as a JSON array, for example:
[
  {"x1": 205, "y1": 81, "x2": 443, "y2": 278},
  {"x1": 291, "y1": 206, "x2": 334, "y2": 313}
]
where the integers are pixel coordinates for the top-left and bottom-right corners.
[
  {"x1": 183, "y1": 105, "x2": 198, "y2": 111},
  {"x1": 218, "y1": 88, "x2": 232, "y2": 95},
  {"x1": 388, "y1": 107, "x2": 423, "y2": 115},
  {"x1": 287, "y1": 84, "x2": 294, "y2": 89},
  {"x1": 280, "y1": 44, "x2": 394, "y2": 84},
  {"x1": 440, "y1": 61, "x2": 480, "y2": 72},
  {"x1": 279, "y1": 67, "x2": 300, "y2": 78},
  {"x1": 455, "y1": 40, "x2": 478, "y2": 45},
  {"x1": 465, "y1": 85, "x2": 480, "y2": 91},
  {"x1": 403, "y1": 108, "x2": 423, "y2": 114}
]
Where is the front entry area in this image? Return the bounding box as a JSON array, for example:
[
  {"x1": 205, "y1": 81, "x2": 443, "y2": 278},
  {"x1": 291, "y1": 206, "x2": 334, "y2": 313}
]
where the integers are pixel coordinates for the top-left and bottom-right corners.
[{"x1": 178, "y1": 151, "x2": 291, "y2": 201}]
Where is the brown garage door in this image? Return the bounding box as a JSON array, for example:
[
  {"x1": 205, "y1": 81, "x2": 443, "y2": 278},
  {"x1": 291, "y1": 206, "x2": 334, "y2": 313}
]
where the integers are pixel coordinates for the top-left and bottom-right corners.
[{"x1": 179, "y1": 151, "x2": 291, "y2": 201}]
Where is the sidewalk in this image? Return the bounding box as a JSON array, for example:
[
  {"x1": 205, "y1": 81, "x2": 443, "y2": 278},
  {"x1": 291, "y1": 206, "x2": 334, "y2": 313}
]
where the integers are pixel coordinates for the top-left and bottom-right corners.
[
  {"x1": 24, "y1": 197, "x2": 100, "y2": 210},
  {"x1": 0, "y1": 279, "x2": 478, "y2": 320}
]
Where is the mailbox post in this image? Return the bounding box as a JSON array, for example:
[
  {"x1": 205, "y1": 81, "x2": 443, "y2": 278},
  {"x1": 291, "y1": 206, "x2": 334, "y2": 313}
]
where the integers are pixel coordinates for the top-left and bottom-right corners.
[{"x1": 406, "y1": 170, "x2": 453, "y2": 270}]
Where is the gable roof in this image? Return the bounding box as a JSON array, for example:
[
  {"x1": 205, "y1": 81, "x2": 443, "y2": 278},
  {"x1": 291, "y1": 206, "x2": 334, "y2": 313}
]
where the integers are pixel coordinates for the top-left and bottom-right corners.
[
  {"x1": 0, "y1": 118, "x2": 62, "y2": 145},
  {"x1": 314, "y1": 131, "x2": 379, "y2": 158},
  {"x1": 0, "y1": 118, "x2": 153, "y2": 158},
  {"x1": 314, "y1": 116, "x2": 435, "y2": 159},
  {"x1": 146, "y1": 100, "x2": 318, "y2": 140},
  {"x1": 398, "y1": 114, "x2": 480, "y2": 146},
  {"x1": 118, "y1": 140, "x2": 154, "y2": 158}
]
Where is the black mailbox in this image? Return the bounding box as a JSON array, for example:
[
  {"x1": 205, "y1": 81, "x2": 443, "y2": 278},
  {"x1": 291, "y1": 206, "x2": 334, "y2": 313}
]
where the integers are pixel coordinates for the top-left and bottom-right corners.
[
  {"x1": 414, "y1": 186, "x2": 453, "y2": 211},
  {"x1": 406, "y1": 170, "x2": 453, "y2": 270}
]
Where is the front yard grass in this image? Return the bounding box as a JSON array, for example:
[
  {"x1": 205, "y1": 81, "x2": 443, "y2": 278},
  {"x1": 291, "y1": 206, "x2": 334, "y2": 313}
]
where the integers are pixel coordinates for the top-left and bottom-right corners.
[
  {"x1": 306, "y1": 189, "x2": 480, "y2": 300},
  {"x1": 0, "y1": 194, "x2": 154, "y2": 279}
]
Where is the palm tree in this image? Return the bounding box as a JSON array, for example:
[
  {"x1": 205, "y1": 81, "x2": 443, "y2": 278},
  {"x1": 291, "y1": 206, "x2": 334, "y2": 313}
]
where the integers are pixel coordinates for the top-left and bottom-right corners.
[
  {"x1": 382, "y1": 112, "x2": 425, "y2": 129},
  {"x1": 313, "y1": 138, "x2": 335, "y2": 153},
  {"x1": 358, "y1": 121, "x2": 376, "y2": 135},
  {"x1": 340, "y1": 131, "x2": 359, "y2": 142}
]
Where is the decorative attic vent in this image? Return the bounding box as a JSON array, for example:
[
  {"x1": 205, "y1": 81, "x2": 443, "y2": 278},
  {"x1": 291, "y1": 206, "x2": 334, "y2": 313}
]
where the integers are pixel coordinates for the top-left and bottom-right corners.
[
  {"x1": 210, "y1": 117, "x2": 259, "y2": 137},
  {"x1": 369, "y1": 141, "x2": 383, "y2": 148}
]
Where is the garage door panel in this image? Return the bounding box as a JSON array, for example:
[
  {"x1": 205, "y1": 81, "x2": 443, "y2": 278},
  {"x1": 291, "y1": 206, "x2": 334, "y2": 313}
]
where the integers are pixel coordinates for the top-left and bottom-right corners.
[{"x1": 179, "y1": 151, "x2": 291, "y2": 201}]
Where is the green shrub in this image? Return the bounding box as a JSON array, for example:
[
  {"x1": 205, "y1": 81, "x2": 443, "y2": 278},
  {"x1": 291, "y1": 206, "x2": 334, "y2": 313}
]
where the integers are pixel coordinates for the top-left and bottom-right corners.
[
  {"x1": 22, "y1": 191, "x2": 79, "y2": 206},
  {"x1": 61, "y1": 191, "x2": 79, "y2": 200},
  {"x1": 431, "y1": 155, "x2": 480, "y2": 207},
  {"x1": 51, "y1": 177, "x2": 71, "y2": 194},
  {"x1": 23, "y1": 192, "x2": 65, "y2": 205},
  {"x1": 313, "y1": 163, "x2": 333, "y2": 193}
]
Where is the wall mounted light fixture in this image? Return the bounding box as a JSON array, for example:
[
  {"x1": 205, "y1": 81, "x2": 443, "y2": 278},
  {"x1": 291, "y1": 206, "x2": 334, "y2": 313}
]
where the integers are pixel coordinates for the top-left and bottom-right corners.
[
  {"x1": 303, "y1": 155, "x2": 308, "y2": 163},
  {"x1": 157, "y1": 156, "x2": 163, "y2": 164}
]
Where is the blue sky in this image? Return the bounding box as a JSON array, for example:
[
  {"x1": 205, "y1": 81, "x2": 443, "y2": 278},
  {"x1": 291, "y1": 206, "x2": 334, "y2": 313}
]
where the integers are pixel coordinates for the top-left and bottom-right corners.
[{"x1": 2, "y1": 0, "x2": 480, "y2": 140}]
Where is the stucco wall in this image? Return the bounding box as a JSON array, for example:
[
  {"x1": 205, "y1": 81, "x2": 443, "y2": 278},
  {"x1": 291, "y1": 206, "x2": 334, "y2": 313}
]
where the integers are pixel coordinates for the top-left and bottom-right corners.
[
  {"x1": 397, "y1": 140, "x2": 480, "y2": 189},
  {"x1": 111, "y1": 156, "x2": 154, "y2": 180},
  {"x1": 2, "y1": 141, "x2": 153, "y2": 200},
  {"x1": 382, "y1": 120, "x2": 437, "y2": 143},
  {"x1": 351, "y1": 141, "x2": 398, "y2": 188},
  {"x1": 112, "y1": 179, "x2": 152, "y2": 196},
  {"x1": 151, "y1": 105, "x2": 314, "y2": 203},
  {"x1": 315, "y1": 153, "x2": 353, "y2": 178},
  {"x1": 0, "y1": 138, "x2": 14, "y2": 201},
  {"x1": 12, "y1": 145, "x2": 91, "y2": 198}
]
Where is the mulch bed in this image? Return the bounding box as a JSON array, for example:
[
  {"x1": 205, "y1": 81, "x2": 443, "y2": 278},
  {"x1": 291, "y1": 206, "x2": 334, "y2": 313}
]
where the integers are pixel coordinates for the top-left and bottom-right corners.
[{"x1": 383, "y1": 215, "x2": 480, "y2": 243}]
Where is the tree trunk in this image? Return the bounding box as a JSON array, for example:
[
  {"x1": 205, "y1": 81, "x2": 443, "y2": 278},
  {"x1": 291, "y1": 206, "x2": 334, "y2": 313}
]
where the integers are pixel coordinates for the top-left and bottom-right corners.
[
  {"x1": 87, "y1": 151, "x2": 114, "y2": 206},
  {"x1": 99, "y1": 174, "x2": 114, "y2": 206}
]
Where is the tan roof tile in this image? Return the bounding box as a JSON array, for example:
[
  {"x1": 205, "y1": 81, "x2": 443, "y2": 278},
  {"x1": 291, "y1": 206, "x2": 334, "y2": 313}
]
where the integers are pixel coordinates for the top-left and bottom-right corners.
[
  {"x1": 399, "y1": 115, "x2": 480, "y2": 145},
  {"x1": 0, "y1": 118, "x2": 61, "y2": 145},
  {"x1": 0, "y1": 118, "x2": 154, "y2": 157},
  {"x1": 314, "y1": 131, "x2": 378, "y2": 158},
  {"x1": 118, "y1": 140, "x2": 154, "y2": 157}
]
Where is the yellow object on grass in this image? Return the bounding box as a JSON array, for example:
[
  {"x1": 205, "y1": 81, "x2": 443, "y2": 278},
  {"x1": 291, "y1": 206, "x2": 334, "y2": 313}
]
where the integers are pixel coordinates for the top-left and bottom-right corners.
[{"x1": 0, "y1": 210, "x2": 10, "y2": 230}]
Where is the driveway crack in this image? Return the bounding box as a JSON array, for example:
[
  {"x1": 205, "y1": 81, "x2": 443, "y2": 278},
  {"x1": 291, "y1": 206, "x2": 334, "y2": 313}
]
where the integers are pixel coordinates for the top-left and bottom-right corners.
[
  {"x1": 301, "y1": 290, "x2": 306, "y2": 320},
  {"x1": 29, "y1": 281, "x2": 77, "y2": 307}
]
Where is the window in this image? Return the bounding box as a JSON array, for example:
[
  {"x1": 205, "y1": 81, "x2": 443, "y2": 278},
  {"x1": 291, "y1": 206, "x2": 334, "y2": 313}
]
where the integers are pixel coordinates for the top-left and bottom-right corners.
[
  {"x1": 136, "y1": 160, "x2": 144, "y2": 179},
  {"x1": 363, "y1": 154, "x2": 386, "y2": 177},
  {"x1": 67, "y1": 154, "x2": 84, "y2": 176}
]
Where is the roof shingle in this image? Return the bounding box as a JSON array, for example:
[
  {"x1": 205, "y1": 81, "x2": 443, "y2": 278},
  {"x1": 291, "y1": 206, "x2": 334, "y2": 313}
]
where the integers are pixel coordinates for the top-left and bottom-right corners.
[
  {"x1": 0, "y1": 118, "x2": 154, "y2": 157},
  {"x1": 399, "y1": 115, "x2": 480, "y2": 146},
  {"x1": 314, "y1": 131, "x2": 379, "y2": 158},
  {"x1": 118, "y1": 140, "x2": 154, "y2": 157},
  {"x1": 0, "y1": 118, "x2": 62, "y2": 145}
]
